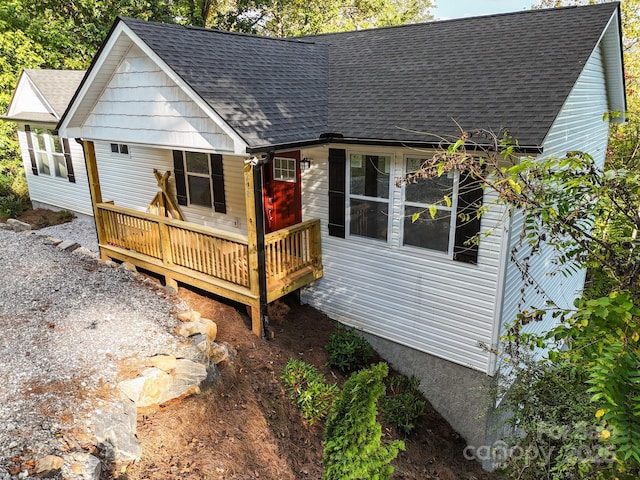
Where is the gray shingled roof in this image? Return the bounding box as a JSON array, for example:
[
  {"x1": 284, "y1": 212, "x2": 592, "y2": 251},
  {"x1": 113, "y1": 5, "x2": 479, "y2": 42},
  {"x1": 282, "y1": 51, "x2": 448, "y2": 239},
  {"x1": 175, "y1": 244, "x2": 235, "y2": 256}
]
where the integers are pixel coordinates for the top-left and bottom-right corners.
[
  {"x1": 122, "y1": 3, "x2": 618, "y2": 149},
  {"x1": 307, "y1": 2, "x2": 619, "y2": 148},
  {"x1": 122, "y1": 18, "x2": 327, "y2": 148},
  {"x1": 3, "y1": 69, "x2": 85, "y2": 123},
  {"x1": 27, "y1": 69, "x2": 86, "y2": 117}
]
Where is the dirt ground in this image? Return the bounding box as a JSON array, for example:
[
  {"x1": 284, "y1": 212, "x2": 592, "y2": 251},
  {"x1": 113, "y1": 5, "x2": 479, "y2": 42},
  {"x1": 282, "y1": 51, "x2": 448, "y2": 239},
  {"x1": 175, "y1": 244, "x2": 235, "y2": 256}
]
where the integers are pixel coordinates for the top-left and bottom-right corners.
[
  {"x1": 109, "y1": 286, "x2": 501, "y2": 480},
  {"x1": 0, "y1": 207, "x2": 75, "y2": 228}
]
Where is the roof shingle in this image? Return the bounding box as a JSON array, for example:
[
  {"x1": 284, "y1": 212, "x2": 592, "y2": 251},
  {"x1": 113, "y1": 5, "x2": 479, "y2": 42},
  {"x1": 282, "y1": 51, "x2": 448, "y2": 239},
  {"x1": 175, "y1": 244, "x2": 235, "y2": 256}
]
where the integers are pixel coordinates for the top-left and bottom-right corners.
[{"x1": 121, "y1": 3, "x2": 619, "y2": 149}]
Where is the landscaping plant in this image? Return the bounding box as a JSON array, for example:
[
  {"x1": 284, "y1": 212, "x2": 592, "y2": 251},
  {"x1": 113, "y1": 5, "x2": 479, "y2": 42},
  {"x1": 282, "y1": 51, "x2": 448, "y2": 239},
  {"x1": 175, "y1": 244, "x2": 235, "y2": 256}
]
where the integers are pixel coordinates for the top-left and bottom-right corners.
[
  {"x1": 381, "y1": 374, "x2": 426, "y2": 436},
  {"x1": 282, "y1": 358, "x2": 339, "y2": 425},
  {"x1": 325, "y1": 324, "x2": 373, "y2": 373},
  {"x1": 323, "y1": 362, "x2": 404, "y2": 480}
]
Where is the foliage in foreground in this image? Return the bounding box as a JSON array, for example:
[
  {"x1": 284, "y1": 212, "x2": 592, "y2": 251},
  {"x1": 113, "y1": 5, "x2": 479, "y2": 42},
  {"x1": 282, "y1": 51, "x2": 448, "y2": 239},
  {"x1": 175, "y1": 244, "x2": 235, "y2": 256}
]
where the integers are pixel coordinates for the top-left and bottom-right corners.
[
  {"x1": 282, "y1": 358, "x2": 339, "y2": 425},
  {"x1": 325, "y1": 324, "x2": 374, "y2": 373},
  {"x1": 323, "y1": 362, "x2": 404, "y2": 480},
  {"x1": 406, "y1": 122, "x2": 640, "y2": 477},
  {"x1": 381, "y1": 374, "x2": 426, "y2": 436}
]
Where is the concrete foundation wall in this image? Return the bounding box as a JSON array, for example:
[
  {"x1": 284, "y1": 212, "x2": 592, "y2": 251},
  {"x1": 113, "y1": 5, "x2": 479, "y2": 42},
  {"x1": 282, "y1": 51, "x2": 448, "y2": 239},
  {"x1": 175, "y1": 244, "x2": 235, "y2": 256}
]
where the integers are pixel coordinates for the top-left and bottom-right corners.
[{"x1": 362, "y1": 332, "x2": 498, "y2": 458}]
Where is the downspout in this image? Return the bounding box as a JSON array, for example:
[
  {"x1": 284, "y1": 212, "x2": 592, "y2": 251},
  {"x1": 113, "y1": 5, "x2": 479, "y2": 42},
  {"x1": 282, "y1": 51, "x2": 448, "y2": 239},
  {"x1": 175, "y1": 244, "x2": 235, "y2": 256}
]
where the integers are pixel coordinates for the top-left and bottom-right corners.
[{"x1": 249, "y1": 152, "x2": 273, "y2": 339}]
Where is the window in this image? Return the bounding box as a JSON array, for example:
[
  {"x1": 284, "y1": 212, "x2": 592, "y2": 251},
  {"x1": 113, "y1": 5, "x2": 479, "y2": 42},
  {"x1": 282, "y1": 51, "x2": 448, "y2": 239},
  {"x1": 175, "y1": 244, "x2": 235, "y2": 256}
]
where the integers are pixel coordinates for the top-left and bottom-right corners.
[
  {"x1": 110, "y1": 143, "x2": 129, "y2": 154},
  {"x1": 184, "y1": 151, "x2": 213, "y2": 208},
  {"x1": 402, "y1": 156, "x2": 457, "y2": 253},
  {"x1": 31, "y1": 128, "x2": 68, "y2": 179},
  {"x1": 273, "y1": 157, "x2": 296, "y2": 182},
  {"x1": 348, "y1": 153, "x2": 391, "y2": 241}
]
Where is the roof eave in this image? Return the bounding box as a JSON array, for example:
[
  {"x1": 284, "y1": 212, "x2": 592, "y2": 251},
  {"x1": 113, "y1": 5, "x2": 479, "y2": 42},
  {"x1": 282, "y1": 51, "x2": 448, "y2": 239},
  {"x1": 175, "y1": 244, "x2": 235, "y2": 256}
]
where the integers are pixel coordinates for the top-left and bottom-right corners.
[{"x1": 246, "y1": 136, "x2": 543, "y2": 154}]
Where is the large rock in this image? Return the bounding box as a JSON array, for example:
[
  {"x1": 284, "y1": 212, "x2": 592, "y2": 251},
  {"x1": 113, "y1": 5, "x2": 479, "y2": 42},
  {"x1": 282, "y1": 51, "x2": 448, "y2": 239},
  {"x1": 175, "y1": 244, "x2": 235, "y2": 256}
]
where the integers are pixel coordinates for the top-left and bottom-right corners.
[
  {"x1": 118, "y1": 359, "x2": 208, "y2": 408},
  {"x1": 144, "y1": 354, "x2": 177, "y2": 372},
  {"x1": 61, "y1": 452, "x2": 101, "y2": 480},
  {"x1": 93, "y1": 399, "x2": 141, "y2": 462},
  {"x1": 177, "y1": 310, "x2": 201, "y2": 322},
  {"x1": 175, "y1": 318, "x2": 217, "y2": 342},
  {"x1": 118, "y1": 367, "x2": 173, "y2": 407},
  {"x1": 6, "y1": 218, "x2": 31, "y2": 232},
  {"x1": 34, "y1": 455, "x2": 64, "y2": 477}
]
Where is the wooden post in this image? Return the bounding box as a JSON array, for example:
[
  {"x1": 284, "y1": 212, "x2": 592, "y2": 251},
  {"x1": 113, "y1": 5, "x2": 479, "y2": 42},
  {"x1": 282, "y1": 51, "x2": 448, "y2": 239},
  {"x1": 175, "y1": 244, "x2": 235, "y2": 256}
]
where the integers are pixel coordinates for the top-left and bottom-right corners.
[
  {"x1": 243, "y1": 160, "x2": 270, "y2": 338},
  {"x1": 83, "y1": 140, "x2": 107, "y2": 258}
]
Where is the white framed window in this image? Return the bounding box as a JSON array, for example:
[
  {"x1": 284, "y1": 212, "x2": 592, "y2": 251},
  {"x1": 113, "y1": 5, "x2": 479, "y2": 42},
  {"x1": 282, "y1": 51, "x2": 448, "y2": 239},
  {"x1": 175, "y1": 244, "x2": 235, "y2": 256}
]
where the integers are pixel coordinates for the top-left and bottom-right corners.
[
  {"x1": 110, "y1": 143, "x2": 129, "y2": 155},
  {"x1": 273, "y1": 157, "x2": 296, "y2": 182},
  {"x1": 184, "y1": 151, "x2": 213, "y2": 208},
  {"x1": 31, "y1": 128, "x2": 67, "y2": 179},
  {"x1": 402, "y1": 156, "x2": 458, "y2": 254},
  {"x1": 347, "y1": 153, "x2": 392, "y2": 241}
]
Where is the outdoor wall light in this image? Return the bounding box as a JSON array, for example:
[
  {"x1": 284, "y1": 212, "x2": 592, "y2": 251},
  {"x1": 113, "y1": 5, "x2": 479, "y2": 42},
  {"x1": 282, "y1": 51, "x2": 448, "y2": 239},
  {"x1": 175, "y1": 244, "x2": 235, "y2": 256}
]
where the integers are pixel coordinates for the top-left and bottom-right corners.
[{"x1": 300, "y1": 157, "x2": 312, "y2": 171}]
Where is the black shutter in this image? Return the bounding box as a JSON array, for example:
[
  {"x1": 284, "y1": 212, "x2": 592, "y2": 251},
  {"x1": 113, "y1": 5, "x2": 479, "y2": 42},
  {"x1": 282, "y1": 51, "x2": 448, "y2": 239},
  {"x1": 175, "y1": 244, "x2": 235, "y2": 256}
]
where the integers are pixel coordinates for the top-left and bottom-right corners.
[
  {"x1": 328, "y1": 148, "x2": 346, "y2": 238},
  {"x1": 453, "y1": 170, "x2": 483, "y2": 264},
  {"x1": 24, "y1": 124, "x2": 38, "y2": 175},
  {"x1": 172, "y1": 150, "x2": 187, "y2": 206},
  {"x1": 210, "y1": 153, "x2": 226, "y2": 214},
  {"x1": 61, "y1": 138, "x2": 76, "y2": 183}
]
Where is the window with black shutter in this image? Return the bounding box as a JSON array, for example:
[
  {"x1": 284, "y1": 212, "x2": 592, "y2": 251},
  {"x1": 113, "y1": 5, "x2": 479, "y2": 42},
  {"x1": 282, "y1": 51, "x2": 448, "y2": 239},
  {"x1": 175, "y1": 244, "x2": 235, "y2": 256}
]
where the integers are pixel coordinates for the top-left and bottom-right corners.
[{"x1": 173, "y1": 150, "x2": 226, "y2": 213}]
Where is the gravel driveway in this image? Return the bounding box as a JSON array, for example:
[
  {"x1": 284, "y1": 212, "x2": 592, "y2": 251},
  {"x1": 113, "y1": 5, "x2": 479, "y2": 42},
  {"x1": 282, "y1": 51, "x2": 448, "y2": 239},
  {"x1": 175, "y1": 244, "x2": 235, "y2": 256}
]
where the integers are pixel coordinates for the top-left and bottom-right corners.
[{"x1": 0, "y1": 221, "x2": 185, "y2": 477}]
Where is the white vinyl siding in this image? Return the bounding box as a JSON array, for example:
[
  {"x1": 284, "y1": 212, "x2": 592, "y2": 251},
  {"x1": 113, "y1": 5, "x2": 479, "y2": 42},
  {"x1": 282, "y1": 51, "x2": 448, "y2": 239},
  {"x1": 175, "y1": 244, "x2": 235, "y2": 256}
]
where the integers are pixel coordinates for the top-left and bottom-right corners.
[
  {"x1": 497, "y1": 43, "x2": 611, "y2": 353},
  {"x1": 17, "y1": 125, "x2": 93, "y2": 217},
  {"x1": 82, "y1": 44, "x2": 236, "y2": 152},
  {"x1": 93, "y1": 142, "x2": 246, "y2": 233},
  {"x1": 300, "y1": 145, "x2": 505, "y2": 372}
]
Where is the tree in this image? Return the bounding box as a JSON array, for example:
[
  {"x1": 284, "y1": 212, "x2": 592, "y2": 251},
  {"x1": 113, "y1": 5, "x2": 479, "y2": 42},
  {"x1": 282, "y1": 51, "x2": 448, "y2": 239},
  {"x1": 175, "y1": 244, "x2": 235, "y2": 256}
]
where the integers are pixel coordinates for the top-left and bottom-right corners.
[{"x1": 404, "y1": 127, "x2": 640, "y2": 478}]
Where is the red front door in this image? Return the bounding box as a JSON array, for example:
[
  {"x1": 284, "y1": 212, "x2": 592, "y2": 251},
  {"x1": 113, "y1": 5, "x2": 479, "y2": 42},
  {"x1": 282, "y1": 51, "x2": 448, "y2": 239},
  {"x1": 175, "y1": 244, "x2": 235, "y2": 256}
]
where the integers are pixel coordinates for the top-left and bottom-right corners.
[{"x1": 263, "y1": 151, "x2": 302, "y2": 233}]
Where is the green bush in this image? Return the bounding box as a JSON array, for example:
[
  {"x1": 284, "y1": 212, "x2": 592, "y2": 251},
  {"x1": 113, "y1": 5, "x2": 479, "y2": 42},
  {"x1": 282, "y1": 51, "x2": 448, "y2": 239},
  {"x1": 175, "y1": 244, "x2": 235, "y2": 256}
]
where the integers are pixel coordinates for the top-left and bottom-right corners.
[
  {"x1": 381, "y1": 375, "x2": 426, "y2": 436},
  {"x1": 282, "y1": 358, "x2": 339, "y2": 425},
  {"x1": 325, "y1": 324, "x2": 373, "y2": 373},
  {"x1": 0, "y1": 193, "x2": 29, "y2": 218},
  {"x1": 57, "y1": 210, "x2": 75, "y2": 222},
  {"x1": 323, "y1": 362, "x2": 404, "y2": 480}
]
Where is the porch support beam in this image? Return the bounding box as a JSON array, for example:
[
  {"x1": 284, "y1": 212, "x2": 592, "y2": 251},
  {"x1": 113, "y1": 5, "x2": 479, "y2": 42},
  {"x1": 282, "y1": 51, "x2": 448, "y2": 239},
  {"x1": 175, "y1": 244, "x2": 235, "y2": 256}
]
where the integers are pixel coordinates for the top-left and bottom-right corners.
[
  {"x1": 82, "y1": 140, "x2": 107, "y2": 258},
  {"x1": 244, "y1": 160, "x2": 270, "y2": 338}
]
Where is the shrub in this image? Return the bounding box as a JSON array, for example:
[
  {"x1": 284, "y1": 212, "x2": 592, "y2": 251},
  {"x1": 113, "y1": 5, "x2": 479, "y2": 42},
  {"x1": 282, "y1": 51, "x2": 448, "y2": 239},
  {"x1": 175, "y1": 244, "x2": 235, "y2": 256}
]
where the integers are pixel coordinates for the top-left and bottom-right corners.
[
  {"x1": 381, "y1": 375, "x2": 426, "y2": 436},
  {"x1": 325, "y1": 324, "x2": 373, "y2": 372},
  {"x1": 282, "y1": 358, "x2": 339, "y2": 425},
  {"x1": 323, "y1": 362, "x2": 404, "y2": 480},
  {"x1": 0, "y1": 194, "x2": 29, "y2": 218},
  {"x1": 57, "y1": 210, "x2": 75, "y2": 222}
]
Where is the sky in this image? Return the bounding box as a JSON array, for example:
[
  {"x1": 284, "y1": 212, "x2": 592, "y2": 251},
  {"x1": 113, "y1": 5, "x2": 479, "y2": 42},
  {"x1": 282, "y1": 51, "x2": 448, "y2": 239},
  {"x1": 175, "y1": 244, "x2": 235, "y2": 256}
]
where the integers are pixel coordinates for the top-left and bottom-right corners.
[{"x1": 433, "y1": 0, "x2": 537, "y2": 20}]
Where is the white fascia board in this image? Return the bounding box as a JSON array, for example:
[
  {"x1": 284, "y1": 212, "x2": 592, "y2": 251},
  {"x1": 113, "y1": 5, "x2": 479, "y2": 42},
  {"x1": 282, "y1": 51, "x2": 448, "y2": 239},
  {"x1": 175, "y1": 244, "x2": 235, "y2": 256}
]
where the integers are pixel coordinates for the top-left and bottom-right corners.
[
  {"x1": 123, "y1": 25, "x2": 249, "y2": 155},
  {"x1": 5, "y1": 70, "x2": 25, "y2": 117},
  {"x1": 24, "y1": 72, "x2": 59, "y2": 120},
  {"x1": 590, "y1": 9, "x2": 626, "y2": 122},
  {"x1": 57, "y1": 21, "x2": 132, "y2": 137}
]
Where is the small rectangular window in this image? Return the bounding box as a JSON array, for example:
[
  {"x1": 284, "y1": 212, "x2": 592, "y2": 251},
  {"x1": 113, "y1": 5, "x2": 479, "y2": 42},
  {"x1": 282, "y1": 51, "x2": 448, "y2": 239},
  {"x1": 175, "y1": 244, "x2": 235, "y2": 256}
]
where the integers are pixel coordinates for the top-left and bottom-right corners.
[
  {"x1": 273, "y1": 157, "x2": 296, "y2": 182},
  {"x1": 110, "y1": 143, "x2": 129, "y2": 154}
]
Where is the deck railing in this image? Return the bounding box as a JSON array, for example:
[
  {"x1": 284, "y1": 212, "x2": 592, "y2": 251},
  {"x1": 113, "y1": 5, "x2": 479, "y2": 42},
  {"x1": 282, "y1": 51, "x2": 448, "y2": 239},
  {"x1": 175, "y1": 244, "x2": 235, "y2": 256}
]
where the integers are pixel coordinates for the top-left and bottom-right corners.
[
  {"x1": 98, "y1": 203, "x2": 250, "y2": 287},
  {"x1": 96, "y1": 203, "x2": 321, "y2": 293},
  {"x1": 265, "y1": 219, "x2": 322, "y2": 282}
]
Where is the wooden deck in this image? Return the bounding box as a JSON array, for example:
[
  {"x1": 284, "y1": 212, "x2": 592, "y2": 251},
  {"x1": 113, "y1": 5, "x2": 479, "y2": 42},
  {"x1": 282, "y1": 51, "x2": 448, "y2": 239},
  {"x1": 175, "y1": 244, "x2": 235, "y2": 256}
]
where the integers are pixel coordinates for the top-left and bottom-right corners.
[{"x1": 95, "y1": 202, "x2": 323, "y2": 316}]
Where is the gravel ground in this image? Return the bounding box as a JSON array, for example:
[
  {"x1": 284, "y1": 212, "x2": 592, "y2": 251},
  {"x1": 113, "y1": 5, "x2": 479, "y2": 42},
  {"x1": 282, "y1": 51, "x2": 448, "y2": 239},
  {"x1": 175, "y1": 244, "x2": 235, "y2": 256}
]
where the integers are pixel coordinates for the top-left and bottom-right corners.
[
  {"x1": 37, "y1": 218, "x2": 99, "y2": 253},
  {"x1": 0, "y1": 221, "x2": 186, "y2": 477}
]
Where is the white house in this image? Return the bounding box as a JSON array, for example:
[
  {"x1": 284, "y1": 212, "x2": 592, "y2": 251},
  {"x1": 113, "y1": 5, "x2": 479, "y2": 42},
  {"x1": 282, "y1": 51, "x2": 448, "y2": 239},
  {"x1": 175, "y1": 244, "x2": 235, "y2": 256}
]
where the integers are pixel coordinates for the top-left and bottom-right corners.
[
  {"x1": 2, "y1": 69, "x2": 92, "y2": 217},
  {"x1": 56, "y1": 3, "x2": 626, "y2": 455}
]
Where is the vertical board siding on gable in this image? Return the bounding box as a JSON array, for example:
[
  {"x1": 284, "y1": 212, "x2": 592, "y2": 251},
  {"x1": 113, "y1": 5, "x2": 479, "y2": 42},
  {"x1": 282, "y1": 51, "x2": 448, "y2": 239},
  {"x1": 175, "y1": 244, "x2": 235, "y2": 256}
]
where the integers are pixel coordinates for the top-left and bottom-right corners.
[
  {"x1": 94, "y1": 142, "x2": 247, "y2": 233},
  {"x1": 498, "y1": 44, "x2": 610, "y2": 347},
  {"x1": 300, "y1": 146, "x2": 504, "y2": 372},
  {"x1": 83, "y1": 45, "x2": 234, "y2": 152},
  {"x1": 17, "y1": 126, "x2": 93, "y2": 216}
]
